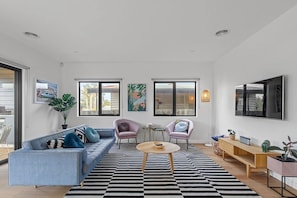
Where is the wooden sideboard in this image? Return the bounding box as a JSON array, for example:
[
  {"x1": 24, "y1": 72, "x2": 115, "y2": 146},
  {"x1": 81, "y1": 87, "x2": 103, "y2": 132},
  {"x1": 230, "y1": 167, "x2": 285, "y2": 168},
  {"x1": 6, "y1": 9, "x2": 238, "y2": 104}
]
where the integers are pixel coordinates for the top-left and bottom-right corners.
[{"x1": 218, "y1": 138, "x2": 278, "y2": 177}]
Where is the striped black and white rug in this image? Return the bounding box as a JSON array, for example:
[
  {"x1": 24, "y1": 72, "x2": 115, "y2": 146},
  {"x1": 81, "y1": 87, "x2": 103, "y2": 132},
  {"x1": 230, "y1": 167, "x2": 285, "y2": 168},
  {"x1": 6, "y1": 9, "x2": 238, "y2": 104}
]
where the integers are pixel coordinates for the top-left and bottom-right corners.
[{"x1": 64, "y1": 144, "x2": 261, "y2": 198}]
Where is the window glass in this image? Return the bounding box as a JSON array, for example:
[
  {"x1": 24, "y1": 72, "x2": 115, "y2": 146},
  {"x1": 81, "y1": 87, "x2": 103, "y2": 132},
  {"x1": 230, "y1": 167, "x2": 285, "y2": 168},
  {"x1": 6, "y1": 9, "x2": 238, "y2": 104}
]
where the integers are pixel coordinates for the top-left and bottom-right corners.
[
  {"x1": 101, "y1": 83, "x2": 120, "y2": 115},
  {"x1": 155, "y1": 82, "x2": 173, "y2": 115},
  {"x1": 79, "y1": 81, "x2": 120, "y2": 116},
  {"x1": 176, "y1": 82, "x2": 196, "y2": 116},
  {"x1": 154, "y1": 81, "x2": 196, "y2": 116}
]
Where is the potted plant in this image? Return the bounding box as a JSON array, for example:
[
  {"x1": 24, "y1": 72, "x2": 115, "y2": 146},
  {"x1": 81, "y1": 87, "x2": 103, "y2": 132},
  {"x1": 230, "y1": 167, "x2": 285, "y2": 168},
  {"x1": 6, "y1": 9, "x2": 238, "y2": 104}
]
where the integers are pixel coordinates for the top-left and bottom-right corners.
[
  {"x1": 268, "y1": 136, "x2": 297, "y2": 162},
  {"x1": 228, "y1": 129, "x2": 236, "y2": 140},
  {"x1": 48, "y1": 93, "x2": 77, "y2": 129}
]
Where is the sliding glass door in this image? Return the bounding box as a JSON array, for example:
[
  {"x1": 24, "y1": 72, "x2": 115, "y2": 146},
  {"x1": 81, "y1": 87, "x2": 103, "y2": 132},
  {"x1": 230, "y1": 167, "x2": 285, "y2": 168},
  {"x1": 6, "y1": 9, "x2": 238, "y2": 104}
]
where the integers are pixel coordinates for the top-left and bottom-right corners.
[{"x1": 0, "y1": 63, "x2": 22, "y2": 164}]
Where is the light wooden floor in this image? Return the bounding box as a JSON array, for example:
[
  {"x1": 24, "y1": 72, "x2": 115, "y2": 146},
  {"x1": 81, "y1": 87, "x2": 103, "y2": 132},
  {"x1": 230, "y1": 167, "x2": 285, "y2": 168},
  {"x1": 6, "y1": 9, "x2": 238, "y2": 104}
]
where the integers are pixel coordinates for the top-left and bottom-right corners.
[
  {"x1": 0, "y1": 144, "x2": 296, "y2": 198},
  {"x1": 0, "y1": 146, "x2": 14, "y2": 161}
]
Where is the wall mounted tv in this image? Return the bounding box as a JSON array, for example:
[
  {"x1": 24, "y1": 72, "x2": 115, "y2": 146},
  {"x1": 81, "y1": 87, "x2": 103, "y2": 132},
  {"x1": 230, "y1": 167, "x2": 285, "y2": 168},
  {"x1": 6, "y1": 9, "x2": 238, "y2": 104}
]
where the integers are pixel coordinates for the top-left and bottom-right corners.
[{"x1": 235, "y1": 75, "x2": 284, "y2": 120}]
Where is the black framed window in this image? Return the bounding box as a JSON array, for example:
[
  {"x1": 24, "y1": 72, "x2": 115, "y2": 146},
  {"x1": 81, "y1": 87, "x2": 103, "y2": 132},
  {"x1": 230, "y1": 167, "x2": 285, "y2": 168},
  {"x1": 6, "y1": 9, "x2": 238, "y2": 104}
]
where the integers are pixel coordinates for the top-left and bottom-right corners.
[
  {"x1": 154, "y1": 81, "x2": 196, "y2": 116},
  {"x1": 79, "y1": 81, "x2": 120, "y2": 116}
]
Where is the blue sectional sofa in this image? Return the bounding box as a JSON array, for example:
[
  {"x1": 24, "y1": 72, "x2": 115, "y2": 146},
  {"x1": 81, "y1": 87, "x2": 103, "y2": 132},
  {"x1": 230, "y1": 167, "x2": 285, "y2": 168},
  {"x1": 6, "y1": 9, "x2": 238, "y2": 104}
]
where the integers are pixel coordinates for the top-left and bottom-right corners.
[{"x1": 8, "y1": 125, "x2": 115, "y2": 186}]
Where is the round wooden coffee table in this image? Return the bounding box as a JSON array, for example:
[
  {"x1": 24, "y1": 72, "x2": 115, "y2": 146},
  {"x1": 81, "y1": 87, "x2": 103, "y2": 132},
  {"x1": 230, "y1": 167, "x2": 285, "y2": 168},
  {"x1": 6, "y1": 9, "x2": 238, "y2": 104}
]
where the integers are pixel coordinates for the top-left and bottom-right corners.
[{"x1": 136, "y1": 141, "x2": 180, "y2": 173}]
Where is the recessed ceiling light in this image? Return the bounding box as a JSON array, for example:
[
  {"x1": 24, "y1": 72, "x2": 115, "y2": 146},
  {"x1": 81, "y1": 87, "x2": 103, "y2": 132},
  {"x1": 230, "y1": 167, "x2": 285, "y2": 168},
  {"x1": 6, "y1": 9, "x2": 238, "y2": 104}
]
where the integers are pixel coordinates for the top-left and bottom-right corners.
[
  {"x1": 24, "y1": 31, "x2": 39, "y2": 38},
  {"x1": 215, "y1": 29, "x2": 229, "y2": 37}
]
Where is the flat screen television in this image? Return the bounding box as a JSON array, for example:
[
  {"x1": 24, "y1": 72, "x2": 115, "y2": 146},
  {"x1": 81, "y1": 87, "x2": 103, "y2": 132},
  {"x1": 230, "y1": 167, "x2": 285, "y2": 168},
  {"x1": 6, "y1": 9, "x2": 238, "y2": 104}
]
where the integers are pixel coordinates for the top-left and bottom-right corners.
[{"x1": 235, "y1": 75, "x2": 284, "y2": 120}]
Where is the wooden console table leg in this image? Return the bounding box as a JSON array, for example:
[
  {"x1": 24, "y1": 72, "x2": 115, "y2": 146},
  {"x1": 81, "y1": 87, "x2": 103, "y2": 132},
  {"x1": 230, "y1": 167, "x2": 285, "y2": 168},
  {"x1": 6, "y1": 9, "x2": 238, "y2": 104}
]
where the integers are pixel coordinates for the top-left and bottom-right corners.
[
  {"x1": 222, "y1": 151, "x2": 225, "y2": 160},
  {"x1": 246, "y1": 165, "x2": 250, "y2": 177}
]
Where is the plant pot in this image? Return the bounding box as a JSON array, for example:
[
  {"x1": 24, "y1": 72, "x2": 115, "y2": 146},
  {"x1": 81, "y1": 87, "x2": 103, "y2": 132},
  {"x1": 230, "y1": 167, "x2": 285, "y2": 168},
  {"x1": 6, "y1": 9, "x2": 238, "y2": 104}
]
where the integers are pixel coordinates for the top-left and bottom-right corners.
[
  {"x1": 274, "y1": 155, "x2": 296, "y2": 162},
  {"x1": 229, "y1": 134, "x2": 235, "y2": 140},
  {"x1": 62, "y1": 124, "x2": 68, "y2": 129}
]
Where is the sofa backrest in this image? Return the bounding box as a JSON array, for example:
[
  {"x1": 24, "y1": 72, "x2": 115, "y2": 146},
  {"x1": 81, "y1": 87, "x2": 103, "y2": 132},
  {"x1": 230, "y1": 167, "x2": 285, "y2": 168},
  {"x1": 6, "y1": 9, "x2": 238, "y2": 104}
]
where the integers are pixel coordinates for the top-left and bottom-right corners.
[{"x1": 23, "y1": 125, "x2": 86, "y2": 150}]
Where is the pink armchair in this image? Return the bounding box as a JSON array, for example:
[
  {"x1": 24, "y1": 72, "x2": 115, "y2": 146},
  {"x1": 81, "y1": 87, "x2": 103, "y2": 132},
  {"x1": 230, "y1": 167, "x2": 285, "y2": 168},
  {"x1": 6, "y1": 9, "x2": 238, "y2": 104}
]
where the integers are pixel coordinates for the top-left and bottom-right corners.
[
  {"x1": 113, "y1": 118, "x2": 140, "y2": 149},
  {"x1": 165, "y1": 119, "x2": 194, "y2": 149}
]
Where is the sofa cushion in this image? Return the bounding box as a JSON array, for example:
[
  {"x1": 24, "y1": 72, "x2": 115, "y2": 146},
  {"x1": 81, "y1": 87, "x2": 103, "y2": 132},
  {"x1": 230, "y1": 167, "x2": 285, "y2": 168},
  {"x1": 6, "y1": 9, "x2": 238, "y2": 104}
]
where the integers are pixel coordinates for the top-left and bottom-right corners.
[
  {"x1": 64, "y1": 133, "x2": 84, "y2": 148},
  {"x1": 85, "y1": 127, "x2": 100, "y2": 143},
  {"x1": 174, "y1": 120, "x2": 189, "y2": 132},
  {"x1": 118, "y1": 122, "x2": 129, "y2": 132},
  {"x1": 74, "y1": 128, "x2": 87, "y2": 143}
]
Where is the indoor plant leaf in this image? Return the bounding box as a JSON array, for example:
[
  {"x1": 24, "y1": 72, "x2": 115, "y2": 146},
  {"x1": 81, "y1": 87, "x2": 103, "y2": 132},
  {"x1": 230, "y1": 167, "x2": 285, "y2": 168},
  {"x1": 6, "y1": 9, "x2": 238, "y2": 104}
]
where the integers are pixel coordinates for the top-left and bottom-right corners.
[
  {"x1": 290, "y1": 149, "x2": 297, "y2": 159},
  {"x1": 268, "y1": 146, "x2": 282, "y2": 151},
  {"x1": 48, "y1": 93, "x2": 77, "y2": 127}
]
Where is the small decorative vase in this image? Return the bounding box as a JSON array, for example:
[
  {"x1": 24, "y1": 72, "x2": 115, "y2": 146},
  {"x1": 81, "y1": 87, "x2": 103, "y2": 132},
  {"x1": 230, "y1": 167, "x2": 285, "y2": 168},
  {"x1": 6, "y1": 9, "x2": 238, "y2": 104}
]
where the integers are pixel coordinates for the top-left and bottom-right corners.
[
  {"x1": 261, "y1": 143, "x2": 268, "y2": 152},
  {"x1": 261, "y1": 140, "x2": 270, "y2": 152},
  {"x1": 229, "y1": 134, "x2": 235, "y2": 140}
]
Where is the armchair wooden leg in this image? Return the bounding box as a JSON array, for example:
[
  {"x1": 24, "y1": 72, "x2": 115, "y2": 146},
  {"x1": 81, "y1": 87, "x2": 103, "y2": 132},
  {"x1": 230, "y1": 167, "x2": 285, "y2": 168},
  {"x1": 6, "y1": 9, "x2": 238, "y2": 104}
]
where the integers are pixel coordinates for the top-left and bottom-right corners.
[
  {"x1": 118, "y1": 139, "x2": 121, "y2": 149},
  {"x1": 186, "y1": 139, "x2": 189, "y2": 150}
]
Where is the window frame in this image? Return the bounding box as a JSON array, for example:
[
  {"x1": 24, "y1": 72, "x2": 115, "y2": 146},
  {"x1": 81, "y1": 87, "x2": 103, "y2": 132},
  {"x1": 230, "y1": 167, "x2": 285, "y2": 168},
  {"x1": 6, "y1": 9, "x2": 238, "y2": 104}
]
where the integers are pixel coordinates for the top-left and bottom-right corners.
[
  {"x1": 153, "y1": 81, "x2": 197, "y2": 116},
  {"x1": 78, "y1": 81, "x2": 120, "y2": 116}
]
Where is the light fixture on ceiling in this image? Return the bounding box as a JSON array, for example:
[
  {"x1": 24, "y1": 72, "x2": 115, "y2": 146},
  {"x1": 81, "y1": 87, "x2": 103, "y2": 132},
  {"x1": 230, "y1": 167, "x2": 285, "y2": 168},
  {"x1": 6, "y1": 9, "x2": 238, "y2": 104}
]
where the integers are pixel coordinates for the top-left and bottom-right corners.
[
  {"x1": 215, "y1": 29, "x2": 229, "y2": 37},
  {"x1": 24, "y1": 31, "x2": 39, "y2": 38},
  {"x1": 201, "y1": 89, "x2": 210, "y2": 102}
]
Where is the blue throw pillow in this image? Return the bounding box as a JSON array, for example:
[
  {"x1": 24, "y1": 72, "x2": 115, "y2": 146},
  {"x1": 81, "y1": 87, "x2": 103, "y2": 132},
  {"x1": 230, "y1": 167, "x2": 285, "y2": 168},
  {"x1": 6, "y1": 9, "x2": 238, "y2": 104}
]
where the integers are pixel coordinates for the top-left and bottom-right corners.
[
  {"x1": 64, "y1": 133, "x2": 84, "y2": 148},
  {"x1": 85, "y1": 127, "x2": 100, "y2": 143},
  {"x1": 174, "y1": 121, "x2": 189, "y2": 132}
]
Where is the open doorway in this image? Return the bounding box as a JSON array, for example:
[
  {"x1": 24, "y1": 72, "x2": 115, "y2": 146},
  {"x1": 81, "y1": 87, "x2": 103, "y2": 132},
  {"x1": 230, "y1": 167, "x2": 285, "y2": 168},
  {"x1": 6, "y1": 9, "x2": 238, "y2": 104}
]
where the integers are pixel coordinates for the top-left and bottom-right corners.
[{"x1": 0, "y1": 63, "x2": 22, "y2": 164}]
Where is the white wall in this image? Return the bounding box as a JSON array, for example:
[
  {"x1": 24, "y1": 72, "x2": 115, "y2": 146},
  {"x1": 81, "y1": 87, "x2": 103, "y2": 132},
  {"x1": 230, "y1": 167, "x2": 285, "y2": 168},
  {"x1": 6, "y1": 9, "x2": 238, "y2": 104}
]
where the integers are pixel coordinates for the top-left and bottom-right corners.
[
  {"x1": 61, "y1": 62, "x2": 213, "y2": 143},
  {"x1": 214, "y1": 5, "x2": 297, "y2": 188},
  {"x1": 0, "y1": 33, "x2": 61, "y2": 140},
  {"x1": 0, "y1": 33, "x2": 214, "y2": 144}
]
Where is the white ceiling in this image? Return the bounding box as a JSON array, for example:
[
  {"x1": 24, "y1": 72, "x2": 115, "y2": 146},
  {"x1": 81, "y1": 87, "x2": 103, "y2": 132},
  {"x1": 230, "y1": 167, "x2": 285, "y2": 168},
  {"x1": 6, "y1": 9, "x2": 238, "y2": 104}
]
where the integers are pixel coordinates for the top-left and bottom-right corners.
[{"x1": 0, "y1": 0, "x2": 296, "y2": 63}]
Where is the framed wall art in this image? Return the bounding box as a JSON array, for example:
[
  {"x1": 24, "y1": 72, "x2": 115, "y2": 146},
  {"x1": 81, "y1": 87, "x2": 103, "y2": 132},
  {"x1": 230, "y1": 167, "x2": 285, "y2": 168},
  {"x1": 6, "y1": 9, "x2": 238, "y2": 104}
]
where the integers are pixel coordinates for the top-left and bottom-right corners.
[
  {"x1": 34, "y1": 78, "x2": 58, "y2": 104},
  {"x1": 128, "y1": 83, "x2": 146, "y2": 111}
]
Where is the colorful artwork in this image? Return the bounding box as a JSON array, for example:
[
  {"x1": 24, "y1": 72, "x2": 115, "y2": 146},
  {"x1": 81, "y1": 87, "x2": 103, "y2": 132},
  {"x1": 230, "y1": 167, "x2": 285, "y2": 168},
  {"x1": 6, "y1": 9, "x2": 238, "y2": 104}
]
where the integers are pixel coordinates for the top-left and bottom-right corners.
[
  {"x1": 35, "y1": 78, "x2": 58, "y2": 103},
  {"x1": 128, "y1": 84, "x2": 146, "y2": 111}
]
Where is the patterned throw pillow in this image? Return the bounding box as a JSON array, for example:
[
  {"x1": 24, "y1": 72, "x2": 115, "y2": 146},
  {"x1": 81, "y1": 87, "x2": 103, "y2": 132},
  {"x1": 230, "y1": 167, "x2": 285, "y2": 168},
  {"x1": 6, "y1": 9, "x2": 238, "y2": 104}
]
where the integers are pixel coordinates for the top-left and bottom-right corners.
[
  {"x1": 74, "y1": 128, "x2": 87, "y2": 143},
  {"x1": 47, "y1": 137, "x2": 64, "y2": 149}
]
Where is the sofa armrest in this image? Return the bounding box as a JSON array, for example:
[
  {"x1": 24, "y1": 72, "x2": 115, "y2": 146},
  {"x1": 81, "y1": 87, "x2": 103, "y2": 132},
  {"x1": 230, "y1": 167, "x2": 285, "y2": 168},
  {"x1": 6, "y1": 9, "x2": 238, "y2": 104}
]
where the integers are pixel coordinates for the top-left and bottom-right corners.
[
  {"x1": 94, "y1": 128, "x2": 115, "y2": 138},
  {"x1": 9, "y1": 148, "x2": 85, "y2": 186}
]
